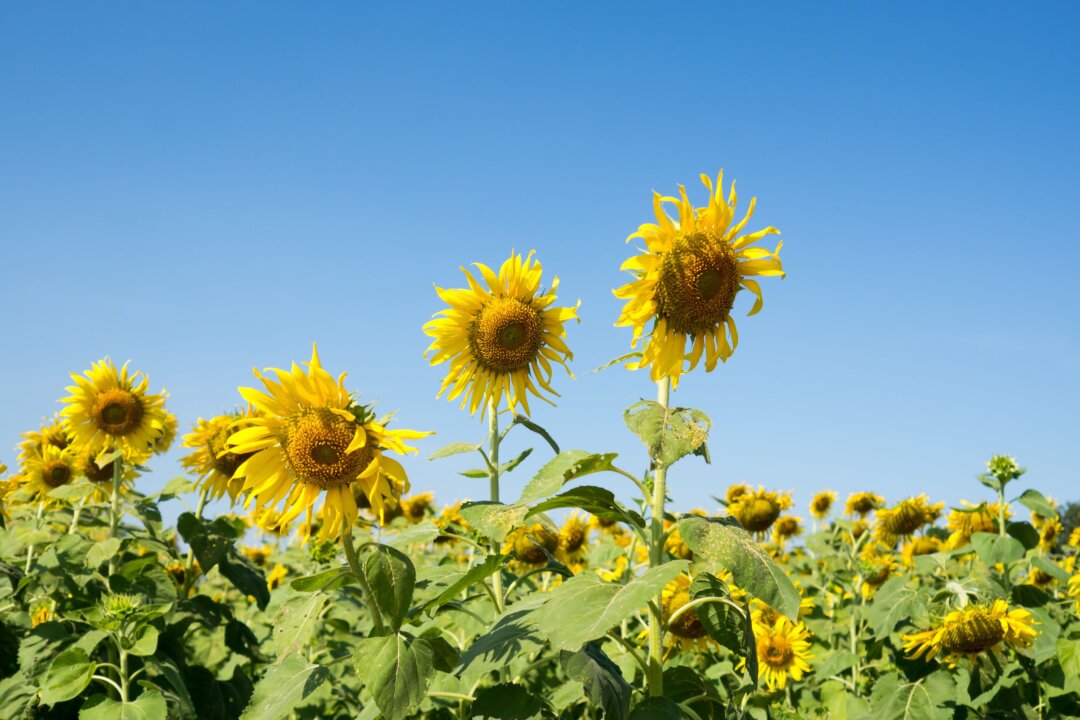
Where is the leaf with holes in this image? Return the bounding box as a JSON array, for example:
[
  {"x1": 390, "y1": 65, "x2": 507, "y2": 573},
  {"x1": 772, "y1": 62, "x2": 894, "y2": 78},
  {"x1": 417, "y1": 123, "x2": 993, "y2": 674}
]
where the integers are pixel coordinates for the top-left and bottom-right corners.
[{"x1": 624, "y1": 401, "x2": 710, "y2": 470}]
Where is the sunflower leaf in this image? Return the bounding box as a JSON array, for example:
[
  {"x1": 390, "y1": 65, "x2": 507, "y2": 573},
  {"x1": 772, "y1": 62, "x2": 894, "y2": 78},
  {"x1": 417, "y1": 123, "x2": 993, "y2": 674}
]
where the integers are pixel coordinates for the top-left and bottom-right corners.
[
  {"x1": 524, "y1": 486, "x2": 644, "y2": 528},
  {"x1": 428, "y1": 442, "x2": 481, "y2": 461},
  {"x1": 560, "y1": 643, "x2": 631, "y2": 720},
  {"x1": 365, "y1": 544, "x2": 416, "y2": 631},
  {"x1": 459, "y1": 502, "x2": 529, "y2": 543},
  {"x1": 624, "y1": 401, "x2": 710, "y2": 470},
  {"x1": 518, "y1": 451, "x2": 619, "y2": 505},
  {"x1": 353, "y1": 634, "x2": 435, "y2": 720},
  {"x1": 240, "y1": 653, "x2": 329, "y2": 720}
]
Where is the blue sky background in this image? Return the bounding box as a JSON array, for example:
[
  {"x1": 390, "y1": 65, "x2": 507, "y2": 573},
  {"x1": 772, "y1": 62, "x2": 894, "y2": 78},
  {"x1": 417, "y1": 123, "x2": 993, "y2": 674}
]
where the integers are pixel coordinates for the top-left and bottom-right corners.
[{"x1": 2, "y1": 3, "x2": 1078, "y2": 525}]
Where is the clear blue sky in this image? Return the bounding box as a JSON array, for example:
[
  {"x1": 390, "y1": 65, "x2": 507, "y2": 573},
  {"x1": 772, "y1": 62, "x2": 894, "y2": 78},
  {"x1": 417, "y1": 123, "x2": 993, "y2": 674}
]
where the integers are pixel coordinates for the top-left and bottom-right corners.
[{"x1": 2, "y1": 3, "x2": 1078, "y2": 523}]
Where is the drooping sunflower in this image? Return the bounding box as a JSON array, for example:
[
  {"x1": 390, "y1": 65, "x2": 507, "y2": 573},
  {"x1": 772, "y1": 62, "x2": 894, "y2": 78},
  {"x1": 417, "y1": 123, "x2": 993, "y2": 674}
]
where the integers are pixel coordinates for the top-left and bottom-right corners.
[
  {"x1": 18, "y1": 444, "x2": 80, "y2": 500},
  {"x1": 844, "y1": 492, "x2": 884, "y2": 518},
  {"x1": 424, "y1": 250, "x2": 579, "y2": 416},
  {"x1": 874, "y1": 495, "x2": 944, "y2": 546},
  {"x1": 901, "y1": 599, "x2": 1038, "y2": 667},
  {"x1": 614, "y1": 172, "x2": 784, "y2": 387},
  {"x1": 182, "y1": 410, "x2": 260, "y2": 503},
  {"x1": 228, "y1": 345, "x2": 431, "y2": 543},
  {"x1": 773, "y1": 516, "x2": 803, "y2": 546},
  {"x1": 400, "y1": 492, "x2": 435, "y2": 524},
  {"x1": 61, "y1": 358, "x2": 170, "y2": 465},
  {"x1": 728, "y1": 486, "x2": 793, "y2": 538},
  {"x1": 753, "y1": 617, "x2": 813, "y2": 691},
  {"x1": 809, "y1": 491, "x2": 837, "y2": 521}
]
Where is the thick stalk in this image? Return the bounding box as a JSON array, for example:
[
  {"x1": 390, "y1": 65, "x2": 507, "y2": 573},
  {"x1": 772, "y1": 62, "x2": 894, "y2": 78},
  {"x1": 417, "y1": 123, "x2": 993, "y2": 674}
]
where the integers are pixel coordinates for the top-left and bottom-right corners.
[
  {"x1": 107, "y1": 456, "x2": 124, "y2": 577},
  {"x1": 343, "y1": 526, "x2": 386, "y2": 634},
  {"x1": 487, "y1": 397, "x2": 505, "y2": 613},
  {"x1": 646, "y1": 377, "x2": 671, "y2": 697},
  {"x1": 180, "y1": 487, "x2": 210, "y2": 598},
  {"x1": 997, "y1": 486, "x2": 1007, "y2": 537}
]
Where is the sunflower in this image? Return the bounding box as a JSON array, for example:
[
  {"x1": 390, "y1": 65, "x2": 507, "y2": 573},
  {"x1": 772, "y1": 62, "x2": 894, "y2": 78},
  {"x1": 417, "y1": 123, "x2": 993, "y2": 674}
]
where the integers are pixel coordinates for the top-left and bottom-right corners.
[
  {"x1": 400, "y1": 492, "x2": 435, "y2": 524},
  {"x1": 1037, "y1": 519, "x2": 1063, "y2": 552},
  {"x1": 1068, "y1": 574, "x2": 1080, "y2": 614},
  {"x1": 61, "y1": 358, "x2": 170, "y2": 465},
  {"x1": 725, "y1": 483, "x2": 751, "y2": 504},
  {"x1": 874, "y1": 495, "x2": 944, "y2": 546},
  {"x1": 661, "y1": 573, "x2": 710, "y2": 651},
  {"x1": 902, "y1": 536, "x2": 943, "y2": 566},
  {"x1": 266, "y1": 564, "x2": 288, "y2": 591},
  {"x1": 18, "y1": 416, "x2": 71, "y2": 464},
  {"x1": 241, "y1": 545, "x2": 273, "y2": 567},
  {"x1": 773, "y1": 516, "x2": 803, "y2": 545},
  {"x1": 901, "y1": 600, "x2": 1038, "y2": 667},
  {"x1": 74, "y1": 444, "x2": 137, "y2": 502},
  {"x1": 182, "y1": 410, "x2": 260, "y2": 503},
  {"x1": 844, "y1": 492, "x2": 884, "y2": 518},
  {"x1": 556, "y1": 512, "x2": 590, "y2": 567},
  {"x1": 587, "y1": 513, "x2": 624, "y2": 537},
  {"x1": 664, "y1": 521, "x2": 693, "y2": 560},
  {"x1": 753, "y1": 618, "x2": 813, "y2": 691},
  {"x1": 945, "y1": 502, "x2": 1006, "y2": 548},
  {"x1": 424, "y1": 250, "x2": 579, "y2": 416},
  {"x1": 229, "y1": 345, "x2": 431, "y2": 543},
  {"x1": 18, "y1": 444, "x2": 80, "y2": 500},
  {"x1": 504, "y1": 523, "x2": 559, "y2": 570},
  {"x1": 809, "y1": 491, "x2": 837, "y2": 521},
  {"x1": 728, "y1": 487, "x2": 793, "y2": 538},
  {"x1": 1070, "y1": 527, "x2": 1080, "y2": 549},
  {"x1": 434, "y1": 501, "x2": 471, "y2": 544},
  {"x1": 614, "y1": 172, "x2": 784, "y2": 387},
  {"x1": 858, "y1": 549, "x2": 899, "y2": 599}
]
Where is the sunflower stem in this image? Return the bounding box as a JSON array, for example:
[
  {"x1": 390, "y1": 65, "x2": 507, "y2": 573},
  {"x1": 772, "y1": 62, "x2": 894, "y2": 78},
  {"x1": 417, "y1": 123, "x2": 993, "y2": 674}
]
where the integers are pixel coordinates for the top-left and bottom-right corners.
[
  {"x1": 68, "y1": 497, "x2": 86, "y2": 535},
  {"x1": 487, "y1": 396, "x2": 506, "y2": 614},
  {"x1": 343, "y1": 526, "x2": 386, "y2": 634},
  {"x1": 107, "y1": 456, "x2": 123, "y2": 577},
  {"x1": 647, "y1": 377, "x2": 671, "y2": 697},
  {"x1": 179, "y1": 487, "x2": 210, "y2": 598},
  {"x1": 25, "y1": 503, "x2": 45, "y2": 573}
]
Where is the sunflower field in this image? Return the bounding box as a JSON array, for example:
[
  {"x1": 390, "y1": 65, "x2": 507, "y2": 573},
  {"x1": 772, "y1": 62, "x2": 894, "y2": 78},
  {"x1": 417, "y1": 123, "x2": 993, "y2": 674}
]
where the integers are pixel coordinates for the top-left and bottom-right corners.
[{"x1": 2, "y1": 173, "x2": 1079, "y2": 720}]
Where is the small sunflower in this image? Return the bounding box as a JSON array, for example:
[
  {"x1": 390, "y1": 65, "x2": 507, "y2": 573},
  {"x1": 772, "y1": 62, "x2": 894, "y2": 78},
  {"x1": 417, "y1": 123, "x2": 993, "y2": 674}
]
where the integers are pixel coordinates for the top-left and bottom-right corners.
[
  {"x1": 424, "y1": 250, "x2": 579, "y2": 416},
  {"x1": 18, "y1": 444, "x2": 80, "y2": 500},
  {"x1": 809, "y1": 491, "x2": 837, "y2": 521},
  {"x1": 614, "y1": 172, "x2": 784, "y2": 387},
  {"x1": 874, "y1": 495, "x2": 944, "y2": 546},
  {"x1": 556, "y1": 512, "x2": 590, "y2": 567},
  {"x1": 728, "y1": 487, "x2": 793, "y2": 538},
  {"x1": 901, "y1": 600, "x2": 1038, "y2": 666},
  {"x1": 182, "y1": 410, "x2": 260, "y2": 503},
  {"x1": 400, "y1": 492, "x2": 435, "y2": 524},
  {"x1": 229, "y1": 345, "x2": 431, "y2": 543},
  {"x1": 61, "y1": 358, "x2": 170, "y2": 465},
  {"x1": 858, "y1": 549, "x2": 899, "y2": 599},
  {"x1": 266, "y1": 564, "x2": 288, "y2": 591},
  {"x1": 1037, "y1": 519, "x2": 1063, "y2": 552},
  {"x1": 18, "y1": 416, "x2": 71, "y2": 464},
  {"x1": 844, "y1": 492, "x2": 884, "y2": 518},
  {"x1": 901, "y1": 536, "x2": 943, "y2": 566},
  {"x1": 241, "y1": 545, "x2": 273, "y2": 567},
  {"x1": 753, "y1": 618, "x2": 813, "y2": 691},
  {"x1": 661, "y1": 574, "x2": 710, "y2": 651},
  {"x1": 1069, "y1": 526, "x2": 1080, "y2": 549},
  {"x1": 773, "y1": 516, "x2": 803, "y2": 546},
  {"x1": 504, "y1": 523, "x2": 559, "y2": 569}
]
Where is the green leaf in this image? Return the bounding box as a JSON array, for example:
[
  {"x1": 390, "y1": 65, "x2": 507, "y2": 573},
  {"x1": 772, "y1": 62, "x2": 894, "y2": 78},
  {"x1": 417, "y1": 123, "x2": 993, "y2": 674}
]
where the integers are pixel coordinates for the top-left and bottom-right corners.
[
  {"x1": 531, "y1": 561, "x2": 689, "y2": 651},
  {"x1": 1006, "y1": 521, "x2": 1040, "y2": 550},
  {"x1": 561, "y1": 644, "x2": 631, "y2": 720},
  {"x1": 45, "y1": 479, "x2": 96, "y2": 501},
  {"x1": 79, "y1": 690, "x2": 168, "y2": 720},
  {"x1": 265, "y1": 591, "x2": 328, "y2": 660},
  {"x1": 85, "y1": 538, "x2": 123, "y2": 568},
  {"x1": 428, "y1": 442, "x2": 481, "y2": 460},
  {"x1": 1058, "y1": 637, "x2": 1080, "y2": 677},
  {"x1": 499, "y1": 447, "x2": 534, "y2": 474},
  {"x1": 662, "y1": 666, "x2": 724, "y2": 719},
  {"x1": 525, "y1": 486, "x2": 644, "y2": 528},
  {"x1": 471, "y1": 682, "x2": 546, "y2": 719},
  {"x1": 239, "y1": 653, "x2": 329, "y2": 720},
  {"x1": 624, "y1": 400, "x2": 710, "y2": 470},
  {"x1": 125, "y1": 625, "x2": 159, "y2": 657},
  {"x1": 425, "y1": 636, "x2": 460, "y2": 673},
  {"x1": 815, "y1": 650, "x2": 857, "y2": 678},
  {"x1": 508, "y1": 416, "x2": 560, "y2": 454},
  {"x1": 289, "y1": 566, "x2": 356, "y2": 592},
  {"x1": 0, "y1": 674, "x2": 36, "y2": 719},
  {"x1": 156, "y1": 476, "x2": 198, "y2": 499},
  {"x1": 459, "y1": 502, "x2": 529, "y2": 543},
  {"x1": 628, "y1": 697, "x2": 682, "y2": 720},
  {"x1": 689, "y1": 573, "x2": 745, "y2": 656},
  {"x1": 353, "y1": 634, "x2": 434, "y2": 720},
  {"x1": 1032, "y1": 555, "x2": 1070, "y2": 582},
  {"x1": 456, "y1": 596, "x2": 547, "y2": 673},
  {"x1": 589, "y1": 352, "x2": 642, "y2": 375},
  {"x1": 459, "y1": 467, "x2": 490, "y2": 479},
  {"x1": 868, "y1": 576, "x2": 928, "y2": 636},
  {"x1": 220, "y1": 553, "x2": 270, "y2": 610},
  {"x1": 423, "y1": 553, "x2": 503, "y2": 613},
  {"x1": 518, "y1": 451, "x2": 619, "y2": 505},
  {"x1": 382, "y1": 521, "x2": 441, "y2": 549},
  {"x1": 970, "y1": 532, "x2": 1025, "y2": 566},
  {"x1": 1015, "y1": 488, "x2": 1057, "y2": 519},
  {"x1": 868, "y1": 672, "x2": 954, "y2": 720},
  {"x1": 365, "y1": 544, "x2": 416, "y2": 631},
  {"x1": 40, "y1": 646, "x2": 95, "y2": 705},
  {"x1": 676, "y1": 515, "x2": 800, "y2": 620}
]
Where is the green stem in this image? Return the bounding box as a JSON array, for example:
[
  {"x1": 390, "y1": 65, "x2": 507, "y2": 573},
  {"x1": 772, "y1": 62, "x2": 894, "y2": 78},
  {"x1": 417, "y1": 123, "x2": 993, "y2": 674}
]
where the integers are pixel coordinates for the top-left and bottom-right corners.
[
  {"x1": 998, "y1": 485, "x2": 1007, "y2": 537},
  {"x1": 647, "y1": 377, "x2": 671, "y2": 697},
  {"x1": 118, "y1": 646, "x2": 129, "y2": 703},
  {"x1": 179, "y1": 487, "x2": 210, "y2": 598},
  {"x1": 68, "y1": 497, "x2": 86, "y2": 534},
  {"x1": 849, "y1": 605, "x2": 860, "y2": 695},
  {"x1": 25, "y1": 503, "x2": 45, "y2": 573},
  {"x1": 487, "y1": 396, "x2": 505, "y2": 614},
  {"x1": 107, "y1": 456, "x2": 124, "y2": 577},
  {"x1": 343, "y1": 526, "x2": 386, "y2": 634}
]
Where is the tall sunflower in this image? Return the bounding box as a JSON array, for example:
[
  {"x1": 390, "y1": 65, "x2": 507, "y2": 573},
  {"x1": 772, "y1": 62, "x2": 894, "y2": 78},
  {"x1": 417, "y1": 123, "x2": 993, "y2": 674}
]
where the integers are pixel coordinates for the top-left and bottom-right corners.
[
  {"x1": 228, "y1": 345, "x2": 431, "y2": 543},
  {"x1": 181, "y1": 410, "x2": 260, "y2": 503},
  {"x1": 61, "y1": 358, "x2": 170, "y2": 465},
  {"x1": 615, "y1": 171, "x2": 784, "y2": 387},
  {"x1": 424, "y1": 250, "x2": 579, "y2": 416},
  {"x1": 901, "y1": 600, "x2": 1038, "y2": 667}
]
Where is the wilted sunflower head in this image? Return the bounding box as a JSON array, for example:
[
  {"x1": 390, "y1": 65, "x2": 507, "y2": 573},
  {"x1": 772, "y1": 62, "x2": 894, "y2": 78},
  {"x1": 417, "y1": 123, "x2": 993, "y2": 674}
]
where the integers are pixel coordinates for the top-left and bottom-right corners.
[
  {"x1": 506, "y1": 523, "x2": 559, "y2": 566},
  {"x1": 729, "y1": 487, "x2": 793, "y2": 536},
  {"x1": 61, "y1": 358, "x2": 170, "y2": 465},
  {"x1": 875, "y1": 495, "x2": 944, "y2": 544},
  {"x1": 809, "y1": 491, "x2": 837, "y2": 521},
  {"x1": 614, "y1": 172, "x2": 784, "y2": 387},
  {"x1": 902, "y1": 600, "x2": 1037, "y2": 665},
  {"x1": 182, "y1": 410, "x2": 259, "y2": 503},
  {"x1": 844, "y1": 492, "x2": 884, "y2": 518},
  {"x1": 230, "y1": 345, "x2": 431, "y2": 543},
  {"x1": 424, "y1": 250, "x2": 579, "y2": 417}
]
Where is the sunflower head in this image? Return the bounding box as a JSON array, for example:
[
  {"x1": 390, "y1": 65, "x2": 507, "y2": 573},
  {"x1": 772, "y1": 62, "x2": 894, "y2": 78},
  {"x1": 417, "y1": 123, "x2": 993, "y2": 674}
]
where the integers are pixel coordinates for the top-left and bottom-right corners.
[
  {"x1": 773, "y1": 516, "x2": 803, "y2": 543},
  {"x1": 753, "y1": 618, "x2": 813, "y2": 691},
  {"x1": 662, "y1": 574, "x2": 708, "y2": 641},
  {"x1": 858, "y1": 550, "x2": 899, "y2": 598},
  {"x1": 505, "y1": 523, "x2": 559, "y2": 567},
  {"x1": 182, "y1": 410, "x2": 259, "y2": 503},
  {"x1": 401, "y1": 492, "x2": 435, "y2": 524},
  {"x1": 809, "y1": 491, "x2": 837, "y2": 521},
  {"x1": 725, "y1": 483, "x2": 751, "y2": 504},
  {"x1": 1038, "y1": 519, "x2": 1063, "y2": 551},
  {"x1": 18, "y1": 416, "x2": 71, "y2": 464},
  {"x1": 664, "y1": 523, "x2": 693, "y2": 560},
  {"x1": 614, "y1": 172, "x2": 784, "y2": 387},
  {"x1": 875, "y1": 495, "x2": 944, "y2": 545},
  {"x1": 424, "y1": 250, "x2": 579, "y2": 417},
  {"x1": 19, "y1": 444, "x2": 80, "y2": 500},
  {"x1": 946, "y1": 501, "x2": 1005, "y2": 542},
  {"x1": 844, "y1": 492, "x2": 884, "y2": 518},
  {"x1": 728, "y1": 487, "x2": 793, "y2": 536},
  {"x1": 557, "y1": 512, "x2": 590, "y2": 565},
  {"x1": 1067, "y1": 575, "x2": 1080, "y2": 614},
  {"x1": 902, "y1": 536, "x2": 943, "y2": 566},
  {"x1": 231, "y1": 345, "x2": 430, "y2": 543},
  {"x1": 902, "y1": 600, "x2": 1038, "y2": 665},
  {"x1": 985, "y1": 455, "x2": 1026, "y2": 486}
]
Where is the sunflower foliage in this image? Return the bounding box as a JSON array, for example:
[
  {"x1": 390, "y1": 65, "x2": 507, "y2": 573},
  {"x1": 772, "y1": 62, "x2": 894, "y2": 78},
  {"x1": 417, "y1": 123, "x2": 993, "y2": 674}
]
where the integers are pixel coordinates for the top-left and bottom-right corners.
[{"x1": 1, "y1": 174, "x2": 1079, "y2": 720}]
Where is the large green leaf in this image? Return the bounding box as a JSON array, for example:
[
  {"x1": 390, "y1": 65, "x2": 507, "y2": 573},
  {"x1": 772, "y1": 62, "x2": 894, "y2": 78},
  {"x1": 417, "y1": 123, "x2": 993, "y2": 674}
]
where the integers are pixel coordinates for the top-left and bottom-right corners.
[
  {"x1": 530, "y1": 561, "x2": 689, "y2": 651},
  {"x1": 1014, "y1": 488, "x2": 1057, "y2": 519},
  {"x1": 353, "y1": 634, "x2": 435, "y2": 720},
  {"x1": 970, "y1": 532, "x2": 1024, "y2": 566},
  {"x1": 80, "y1": 689, "x2": 168, "y2": 720},
  {"x1": 422, "y1": 553, "x2": 503, "y2": 613},
  {"x1": 239, "y1": 653, "x2": 328, "y2": 720},
  {"x1": 365, "y1": 544, "x2": 416, "y2": 630},
  {"x1": 40, "y1": 646, "x2": 94, "y2": 705},
  {"x1": 265, "y1": 591, "x2": 329, "y2": 659},
  {"x1": 868, "y1": 576, "x2": 927, "y2": 636},
  {"x1": 459, "y1": 502, "x2": 529, "y2": 543},
  {"x1": 676, "y1": 516, "x2": 799, "y2": 620},
  {"x1": 525, "y1": 486, "x2": 644, "y2": 528},
  {"x1": 517, "y1": 451, "x2": 619, "y2": 504},
  {"x1": 867, "y1": 672, "x2": 953, "y2": 720},
  {"x1": 470, "y1": 682, "x2": 546, "y2": 719},
  {"x1": 624, "y1": 401, "x2": 710, "y2": 469},
  {"x1": 561, "y1": 644, "x2": 631, "y2": 720}
]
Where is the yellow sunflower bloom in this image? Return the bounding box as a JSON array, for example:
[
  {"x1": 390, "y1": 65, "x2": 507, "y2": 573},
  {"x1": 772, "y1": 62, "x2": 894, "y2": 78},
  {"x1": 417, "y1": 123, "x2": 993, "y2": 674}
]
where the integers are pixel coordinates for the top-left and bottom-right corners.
[
  {"x1": 424, "y1": 250, "x2": 579, "y2": 416},
  {"x1": 725, "y1": 483, "x2": 751, "y2": 504},
  {"x1": 18, "y1": 416, "x2": 71, "y2": 464},
  {"x1": 858, "y1": 549, "x2": 899, "y2": 599},
  {"x1": 1067, "y1": 574, "x2": 1080, "y2": 614},
  {"x1": 1037, "y1": 519, "x2": 1063, "y2": 552},
  {"x1": 809, "y1": 491, "x2": 837, "y2": 521},
  {"x1": 556, "y1": 512, "x2": 590, "y2": 567},
  {"x1": 61, "y1": 358, "x2": 170, "y2": 465},
  {"x1": 901, "y1": 536, "x2": 943, "y2": 566},
  {"x1": 728, "y1": 486, "x2": 793, "y2": 538},
  {"x1": 901, "y1": 599, "x2": 1038, "y2": 666},
  {"x1": 400, "y1": 492, "x2": 435, "y2": 524},
  {"x1": 1069, "y1": 526, "x2": 1080, "y2": 549},
  {"x1": 18, "y1": 444, "x2": 80, "y2": 500},
  {"x1": 182, "y1": 410, "x2": 261, "y2": 503},
  {"x1": 661, "y1": 573, "x2": 710, "y2": 651},
  {"x1": 874, "y1": 495, "x2": 944, "y2": 546},
  {"x1": 229, "y1": 345, "x2": 431, "y2": 543},
  {"x1": 753, "y1": 617, "x2": 813, "y2": 691},
  {"x1": 614, "y1": 171, "x2": 784, "y2": 387},
  {"x1": 945, "y1": 501, "x2": 1007, "y2": 548},
  {"x1": 773, "y1": 516, "x2": 803, "y2": 545},
  {"x1": 844, "y1": 492, "x2": 884, "y2": 518},
  {"x1": 503, "y1": 523, "x2": 559, "y2": 570}
]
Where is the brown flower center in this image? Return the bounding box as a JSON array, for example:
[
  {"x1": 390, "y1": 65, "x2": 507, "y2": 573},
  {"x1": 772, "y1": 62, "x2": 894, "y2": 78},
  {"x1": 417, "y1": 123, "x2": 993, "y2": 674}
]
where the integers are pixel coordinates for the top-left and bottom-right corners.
[
  {"x1": 942, "y1": 612, "x2": 1005, "y2": 654},
  {"x1": 561, "y1": 524, "x2": 587, "y2": 554},
  {"x1": 738, "y1": 497, "x2": 781, "y2": 533},
  {"x1": 762, "y1": 637, "x2": 794, "y2": 667},
  {"x1": 656, "y1": 231, "x2": 740, "y2": 336},
  {"x1": 666, "y1": 588, "x2": 707, "y2": 639},
  {"x1": 208, "y1": 424, "x2": 252, "y2": 478},
  {"x1": 283, "y1": 408, "x2": 373, "y2": 489},
  {"x1": 883, "y1": 501, "x2": 930, "y2": 537},
  {"x1": 43, "y1": 461, "x2": 73, "y2": 488},
  {"x1": 513, "y1": 525, "x2": 558, "y2": 565},
  {"x1": 469, "y1": 297, "x2": 544, "y2": 373},
  {"x1": 91, "y1": 389, "x2": 145, "y2": 436}
]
